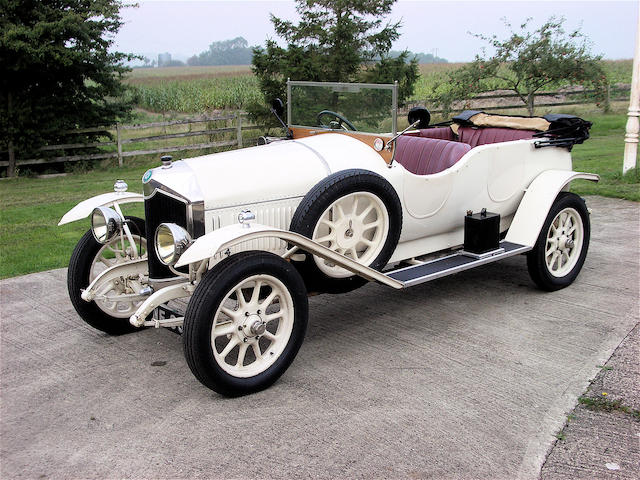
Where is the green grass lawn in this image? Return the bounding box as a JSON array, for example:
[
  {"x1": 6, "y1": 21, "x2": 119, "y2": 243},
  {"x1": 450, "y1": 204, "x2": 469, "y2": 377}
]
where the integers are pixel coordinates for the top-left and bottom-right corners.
[{"x1": 0, "y1": 112, "x2": 637, "y2": 279}]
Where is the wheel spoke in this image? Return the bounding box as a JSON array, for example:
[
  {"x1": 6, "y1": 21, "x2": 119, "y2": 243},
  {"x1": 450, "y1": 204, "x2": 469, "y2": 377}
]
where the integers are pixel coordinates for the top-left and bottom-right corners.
[
  {"x1": 358, "y1": 203, "x2": 374, "y2": 220},
  {"x1": 265, "y1": 311, "x2": 283, "y2": 322},
  {"x1": 249, "y1": 280, "x2": 262, "y2": 305},
  {"x1": 362, "y1": 220, "x2": 381, "y2": 231},
  {"x1": 260, "y1": 290, "x2": 278, "y2": 308},
  {"x1": 236, "y1": 343, "x2": 248, "y2": 367},
  {"x1": 349, "y1": 247, "x2": 359, "y2": 260},
  {"x1": 262, "y1": 331, "x2": 277, "y2": 341},
  {"x1": 252, "y1": 343, "x2": 263, "y2": 361},
  {"x1": 335, "y1": 202, "x2": 346, "y2": 220},
  {"x1": 315, "y1": 234, "x2": 334, "y2": 244},
  {"x1": 235, "y1": 287, "x2": 247, "y2": 309},
  {"x1": 99, "y1": 256, "x2": 114, "y2": 267},
  {"x1": 220, "y1": 306, "x2": 237, "y2": 319},
  {"x1": 351, "y1": 195, "x2": 359, "y2": 215},
  {"x1": 359, "y1": 238, "x2": 375, "y2": 248},
  {"x1": 213, "y1": 322, "x2": 236, "y2": 337},
  {"x1": 320, "y1": 218, "x2": 335, "y2": 230},
  {"x1": 220, "y1": 338, "x2": 238, "y2": 359}
]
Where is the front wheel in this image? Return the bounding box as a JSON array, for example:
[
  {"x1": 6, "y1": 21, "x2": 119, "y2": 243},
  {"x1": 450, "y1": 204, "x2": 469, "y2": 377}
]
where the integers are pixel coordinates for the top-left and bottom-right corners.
[
  {"x1": 526, "y1": 192, "x2": 590, "y2": 291},
  {"x1": 183, "y1": 251, "x2": 308, "y2": 396},
  {"x1": 67, "y1": 216, "x2": 147, "y2": 335}
]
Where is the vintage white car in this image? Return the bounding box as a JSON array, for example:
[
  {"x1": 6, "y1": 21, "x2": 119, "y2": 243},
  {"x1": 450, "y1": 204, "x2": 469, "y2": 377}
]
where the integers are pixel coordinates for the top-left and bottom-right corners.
[{"x1": 59, "y1": 81, "x2": 598, "y2": 396}]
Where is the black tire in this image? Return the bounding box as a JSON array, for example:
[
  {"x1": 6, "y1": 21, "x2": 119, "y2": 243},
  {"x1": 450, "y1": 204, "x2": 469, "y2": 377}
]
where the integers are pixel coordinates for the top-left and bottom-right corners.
[
  {"x1": 183, "y1": 251, "x2": 308, "y2": 396},
  {"x1": 527, "y1": 192, "x2": 590, "y2": 291},
  {"x1": 67, "y1": 216, "x2": 146, "y2": 335},
  {"x1": 290, "y1": 169, "x2": 402, "y2": 294}
]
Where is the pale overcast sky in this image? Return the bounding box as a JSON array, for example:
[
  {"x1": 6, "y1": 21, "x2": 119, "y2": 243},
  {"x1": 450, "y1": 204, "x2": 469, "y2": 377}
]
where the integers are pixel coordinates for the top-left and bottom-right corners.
[{"x1": 113, "y1": 0, "x2": 639, "y2": 63}]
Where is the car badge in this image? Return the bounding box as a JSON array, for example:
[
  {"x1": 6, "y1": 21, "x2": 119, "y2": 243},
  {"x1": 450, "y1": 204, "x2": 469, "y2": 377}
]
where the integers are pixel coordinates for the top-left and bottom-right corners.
[{"x1": 142, "y1": 170, "x2": 152, "y2": 183}]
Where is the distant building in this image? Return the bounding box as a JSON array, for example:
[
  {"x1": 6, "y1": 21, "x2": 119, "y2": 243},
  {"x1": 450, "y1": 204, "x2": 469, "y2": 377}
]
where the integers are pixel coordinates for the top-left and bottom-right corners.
[{"x1": 157, "y1": 53, "x2": 171, "y2": 67}]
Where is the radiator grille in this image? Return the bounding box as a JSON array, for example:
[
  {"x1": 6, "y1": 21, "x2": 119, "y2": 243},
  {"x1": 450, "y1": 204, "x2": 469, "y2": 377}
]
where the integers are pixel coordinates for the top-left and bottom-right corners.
[{"x1": 144, "y1": 191, "x2": 188, "y2": 279}]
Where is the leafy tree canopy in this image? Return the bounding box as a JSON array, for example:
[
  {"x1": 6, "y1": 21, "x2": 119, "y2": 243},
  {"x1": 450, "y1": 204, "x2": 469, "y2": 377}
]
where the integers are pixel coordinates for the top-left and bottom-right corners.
[
  {"x1": 251, "y1": 0, "x2": 419, "y2": 123},
  {"x1": 432, "y1": 17, "x2": 607, "y2": 116},
  {"x1": 0, "y1": 0, "x2": 136, "y2": 160},
  {"x1": 187, "y1": 37, "x2": 254, "y2": 66}
]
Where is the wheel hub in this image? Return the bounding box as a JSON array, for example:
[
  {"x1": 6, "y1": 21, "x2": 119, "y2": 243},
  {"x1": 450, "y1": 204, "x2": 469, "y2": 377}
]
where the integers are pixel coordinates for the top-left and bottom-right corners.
[
  {"x1": 242, "y1": 314, "x2": 264, "y2": 338},
  {"x1": 558, "y1": 235, "x2": 574, "y2": 251},
  {"x1": 336, "y1": 218, "x2": 361, "y2": 249}
]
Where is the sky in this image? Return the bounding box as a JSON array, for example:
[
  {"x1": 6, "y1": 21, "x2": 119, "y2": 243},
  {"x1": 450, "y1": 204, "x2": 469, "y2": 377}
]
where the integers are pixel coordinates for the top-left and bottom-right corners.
[{"x1": 113, "y1": 0, "x2": 639, "y2": 63}]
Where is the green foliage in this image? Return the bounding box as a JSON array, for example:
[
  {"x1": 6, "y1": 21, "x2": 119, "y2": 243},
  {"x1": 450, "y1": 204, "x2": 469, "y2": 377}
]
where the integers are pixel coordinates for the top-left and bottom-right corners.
[
  {"x1": 131, "y1": 75, "x2": 262, "y2": 112},
  {"x1": 0, "y1": 0, "x2": 137, "y2": 157},
  {"x1": 431, "y1": 17, "x2": 607, "y2": 115},
  {"x1": 250, "y1": 0, "x2": 419, "y2": 124},
  {"x1": 187, "y1": 37, "x2": 254, "y2": 66}
]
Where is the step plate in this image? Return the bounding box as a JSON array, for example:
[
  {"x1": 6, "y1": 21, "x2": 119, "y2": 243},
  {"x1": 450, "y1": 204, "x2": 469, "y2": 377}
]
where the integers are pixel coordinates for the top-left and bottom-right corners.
[{"x1": 387, "y1": 241, "x2": 531, "y2": 288}]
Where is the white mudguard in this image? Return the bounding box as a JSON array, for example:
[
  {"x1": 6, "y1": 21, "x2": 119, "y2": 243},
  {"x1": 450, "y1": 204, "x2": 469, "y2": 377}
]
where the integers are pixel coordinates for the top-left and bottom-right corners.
[
  {"x1": 505, "y1": 170, "x2": 599, "y2": 247},
  {"x1": 58, "y1": 191, "x2": 144, "y2": 226},
  {"x1": 175, "y1": 223, "x2": 403, "y2": 289}
]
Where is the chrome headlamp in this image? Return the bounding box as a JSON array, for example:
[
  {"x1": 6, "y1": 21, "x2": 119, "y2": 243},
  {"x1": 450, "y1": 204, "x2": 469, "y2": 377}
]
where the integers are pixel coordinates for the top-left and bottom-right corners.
[
  {"x1": 155, "y1": 223, "x2": 192, "y2": 266},
  {"x1": 91, "y1": 207, "x2": 123, "y2": 244}
]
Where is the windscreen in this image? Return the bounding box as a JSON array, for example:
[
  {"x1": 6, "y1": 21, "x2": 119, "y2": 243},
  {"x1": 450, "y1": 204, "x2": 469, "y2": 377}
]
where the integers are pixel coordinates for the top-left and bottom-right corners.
[{"x1": 289, "y1": 82, "x2": 396, "y2": 134}]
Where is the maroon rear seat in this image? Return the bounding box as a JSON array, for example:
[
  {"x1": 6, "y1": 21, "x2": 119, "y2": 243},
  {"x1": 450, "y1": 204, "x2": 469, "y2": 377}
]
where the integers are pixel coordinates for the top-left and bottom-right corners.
[
  {"x1": 457, "y1": 127, "x2": 536, "y2": 148},
  {"x1": 417, "y1": 127, "x2": 456, "y2": 141},
  {"x1": 394, "y1": 136, "x2": 471, "y2": 176}
]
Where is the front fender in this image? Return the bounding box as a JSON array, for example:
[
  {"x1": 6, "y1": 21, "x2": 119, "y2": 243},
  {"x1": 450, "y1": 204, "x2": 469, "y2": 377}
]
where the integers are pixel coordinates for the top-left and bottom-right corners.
[
  {"x1": 58, "y1": 192, "x2": 144, "y2": 226},
  {"x1": 175, "y1": 223, "x2": 403, "y2": 289},
  {"x1": 505, "y1": 170, "x2": 599, "y2": 247}
]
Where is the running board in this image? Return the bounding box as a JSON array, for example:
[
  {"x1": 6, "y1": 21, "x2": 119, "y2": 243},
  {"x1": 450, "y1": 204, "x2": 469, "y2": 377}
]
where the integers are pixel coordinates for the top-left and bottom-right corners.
[{"x1": 386, "y1": 241, "x2": 532, "y2": 288}]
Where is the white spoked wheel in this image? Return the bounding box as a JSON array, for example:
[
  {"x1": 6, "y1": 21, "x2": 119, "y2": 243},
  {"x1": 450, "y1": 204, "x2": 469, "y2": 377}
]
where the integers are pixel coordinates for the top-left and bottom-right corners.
[
  {"x1": 88, "y1": 231, "x2": 147, "y2": 318},
  {"x1": 312, "y1": 192, "x2": 389, "y2": 278},
  {"x1": 67, "y1": 216, "x2": 147, "y2": 335},
  {"x1": 527, "y1": 193, "x2": 590, "y2": 292},
  {"x1": 183, "y1": 251, "x2": 308, "y2": 396},
  {"x1": 211, "y1": 274, "x2": 294, "y2": 378},
  {"x1": 544, "y1": 207, "x2": 584, "y2": 277}
]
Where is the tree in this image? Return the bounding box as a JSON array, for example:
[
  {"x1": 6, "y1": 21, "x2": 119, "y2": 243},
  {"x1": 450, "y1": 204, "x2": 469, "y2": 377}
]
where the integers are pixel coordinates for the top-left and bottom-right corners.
[
  {"x1": 187, "y1": 37, "x2": 253, "y2": 66},
  {"x1": 251, "y1": 0, "x2": 418, "y2": 122},
  {"x1": 433, "y1": 17, "x2": 607, "y2": 116},
  {"x1": 0, "y1": 0, "x2": 137, "y2": 175}
]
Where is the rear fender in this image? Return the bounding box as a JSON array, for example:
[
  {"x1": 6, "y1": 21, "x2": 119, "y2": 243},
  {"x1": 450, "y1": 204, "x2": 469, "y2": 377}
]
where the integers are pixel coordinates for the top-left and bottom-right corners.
[
  {"x1": 175, "y1": 223, "x2": 403, "y2": 289},
  {"x1": 505, "y1": 170, "x2": 599, "y2": 247},
  {"x1": 58, "y1": 192, "x2": 144, "y2": 226}
]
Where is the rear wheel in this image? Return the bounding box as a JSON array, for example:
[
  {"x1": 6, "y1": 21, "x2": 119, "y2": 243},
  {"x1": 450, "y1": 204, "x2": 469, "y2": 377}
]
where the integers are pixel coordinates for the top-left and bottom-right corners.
[
  {"x1": 67, "y1": 216, "x2": 147, "y2": 335},
  {"x1": 183, "y1": 251, "x2": 308, "y2": 396},
  {"x1": 526, "y1": 193, "x2": 590, "y2": 291},
  {"x1": 290, "y1": 169, "x2": 402, "y2": 294}
]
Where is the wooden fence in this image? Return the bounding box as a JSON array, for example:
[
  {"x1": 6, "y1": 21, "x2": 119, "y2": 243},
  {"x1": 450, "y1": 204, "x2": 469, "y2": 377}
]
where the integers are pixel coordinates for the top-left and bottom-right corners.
[
  {"x1": 1, "y1": 85, "x2": 631, "y2": 177},
  {"x1": 404, "y1": 85, "x2": 631, "y2": 114},
  {"x1": 1, "y1": 112, "x2": 268, "y2": 177}
]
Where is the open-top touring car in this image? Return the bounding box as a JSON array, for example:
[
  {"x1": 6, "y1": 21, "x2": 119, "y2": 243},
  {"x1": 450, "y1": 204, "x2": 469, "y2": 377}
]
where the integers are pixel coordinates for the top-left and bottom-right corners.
[{"x1": 59, "y1": 81, "x2": 598, "y2": 396}]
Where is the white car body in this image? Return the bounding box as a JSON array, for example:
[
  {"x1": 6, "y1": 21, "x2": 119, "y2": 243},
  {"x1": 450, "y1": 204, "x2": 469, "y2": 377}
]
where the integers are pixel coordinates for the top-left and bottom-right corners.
[{"x1": 60, "y1": 80, "x2": 599, "y2": 395}]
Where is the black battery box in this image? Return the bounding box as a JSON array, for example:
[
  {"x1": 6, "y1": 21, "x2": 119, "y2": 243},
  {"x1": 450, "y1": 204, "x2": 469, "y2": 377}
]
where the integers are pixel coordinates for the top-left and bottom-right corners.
[{"x1": 463, "y1": 209, "x2": 500, "y2": 254}]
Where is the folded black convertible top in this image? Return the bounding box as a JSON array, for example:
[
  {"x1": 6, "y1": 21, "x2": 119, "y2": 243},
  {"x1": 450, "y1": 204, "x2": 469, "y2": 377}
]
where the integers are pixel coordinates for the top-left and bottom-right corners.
[{"x1": 450, "y1": 110, "x2": 592, "y2": 150}]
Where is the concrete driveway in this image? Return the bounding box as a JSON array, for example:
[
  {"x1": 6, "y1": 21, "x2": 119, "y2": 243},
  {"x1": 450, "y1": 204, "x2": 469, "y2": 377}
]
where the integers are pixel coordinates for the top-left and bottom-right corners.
[{"x1": 1, "y1": 196, "x2": 638, "y2": 480}]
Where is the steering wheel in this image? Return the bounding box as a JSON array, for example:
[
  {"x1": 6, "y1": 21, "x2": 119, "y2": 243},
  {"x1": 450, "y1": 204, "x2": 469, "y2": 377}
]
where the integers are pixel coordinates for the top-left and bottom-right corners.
[{"x1": 317, "y1": 110, "x2": 357, "y2": 131}]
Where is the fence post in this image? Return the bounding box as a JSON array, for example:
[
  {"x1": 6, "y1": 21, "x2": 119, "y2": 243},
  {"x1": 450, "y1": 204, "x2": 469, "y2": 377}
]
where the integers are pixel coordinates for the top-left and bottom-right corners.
[
  {"x1": 116, "y1": 123, "x2": 123, "y2": 167},
  {"x1": 236, "y1": 112, "x2": 243, "y2": 148},
  {"x1": 7, "y1": 140, "x2": 16, "y2": 177}
]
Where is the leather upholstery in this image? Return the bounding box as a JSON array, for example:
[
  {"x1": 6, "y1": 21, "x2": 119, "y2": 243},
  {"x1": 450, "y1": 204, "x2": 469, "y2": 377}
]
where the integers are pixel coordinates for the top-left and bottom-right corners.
[
  {"x1": 395, "y1": 136, "x2": 471, "y2": 176},
  {"x1": 457, "y1": 127, "x2": 536, "y2": 148},
  {"x1": 417, "y1": 127, "x2": 456, "y2": 141}
]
